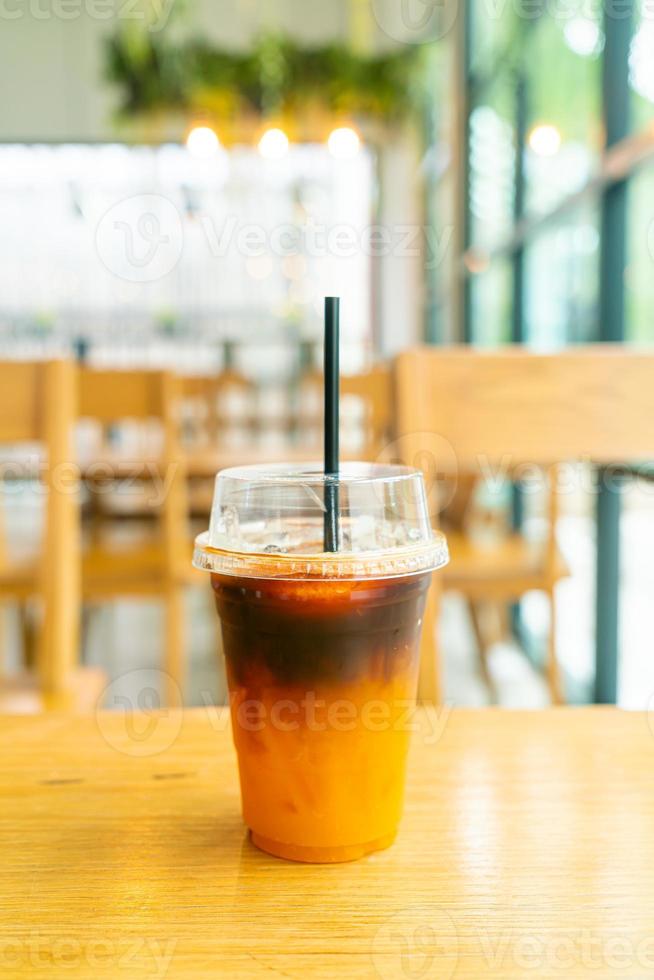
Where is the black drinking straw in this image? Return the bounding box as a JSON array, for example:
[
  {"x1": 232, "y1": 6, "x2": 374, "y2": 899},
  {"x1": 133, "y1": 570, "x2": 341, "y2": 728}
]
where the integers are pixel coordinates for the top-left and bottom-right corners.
[{"x1": 324, "y1": 297, "x2": 340, "y2": 552}]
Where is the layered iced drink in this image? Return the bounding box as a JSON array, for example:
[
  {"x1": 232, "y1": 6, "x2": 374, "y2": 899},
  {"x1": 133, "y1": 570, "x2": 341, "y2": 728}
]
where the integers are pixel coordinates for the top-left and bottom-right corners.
[{"x1": 193, "y1": 463, "x2": 448, "y2": 863}]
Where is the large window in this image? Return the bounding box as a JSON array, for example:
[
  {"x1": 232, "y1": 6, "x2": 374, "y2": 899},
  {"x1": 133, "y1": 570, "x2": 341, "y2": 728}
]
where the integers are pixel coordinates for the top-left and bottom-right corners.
[
  {"x1": 469, "y1": 259, "x2": 512, "y2": 346},
  {"x1": 524, "y1": 204, "x2": 600, "y2": 346},
  {"x1": 626, "y1": 166, "x2": 654, "y2": 342},
  {"x1": 463, "y1": 8, "x2": 612, "y2": 346},
  {"x1": 428, "y1": 0, "x2": 654, "y2": 705},
  {"x1": 468, "y1": 87, "x2": 516, "y2": 252},
  {"x1": 629, "y1": 0, "x2": 654, "y2": 131}
]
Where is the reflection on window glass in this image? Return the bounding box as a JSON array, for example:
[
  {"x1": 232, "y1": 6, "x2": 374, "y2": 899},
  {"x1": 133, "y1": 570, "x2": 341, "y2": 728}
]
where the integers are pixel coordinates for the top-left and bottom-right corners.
[
  {"x1": 524, "y1": 207, "x2": 599, "y2": 346},
  {"x1": 424, "y1": 44, "x2": 456, "y2": 343},
  {"x1": 470, "y1": 0, "x2": 520, "y2": 76},
  {"x1": 469, "y1": 259, "x2": 512, "y2": 346},
  {"x1": 426, "y1": 170, "x2": 457, "y2": 343},
  {"x1": 629, "y1": 0, "x2": 654, "y2": 131},
  {"x1": 524, "y1": 15, "x2": 601, "y2": 217},
  {"x1": 626, "y1": 167, "x2": 654, "y2": 341},
  {"x1": 469, "y1": 81, "x2": 516, "y2": 251}
]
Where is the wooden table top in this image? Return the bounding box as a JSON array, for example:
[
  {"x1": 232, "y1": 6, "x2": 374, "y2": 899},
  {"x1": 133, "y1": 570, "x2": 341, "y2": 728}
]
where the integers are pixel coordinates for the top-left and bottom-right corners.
[{"x1": 1, "y1": 707, "x2": 653, "y2": 978}]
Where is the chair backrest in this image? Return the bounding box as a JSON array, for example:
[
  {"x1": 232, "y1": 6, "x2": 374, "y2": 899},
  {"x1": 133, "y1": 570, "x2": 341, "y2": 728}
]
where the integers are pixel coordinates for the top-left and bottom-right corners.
[
  {"x1": 341, "y1": 366, "x2": 392, "y2": 460},
  {"x1": 79, "y1": 369, "x2": 169, "y2": 424},
  {"x1": 395, "y1": 345, "x2": 654, "y2": 470},
  {"x1": 295, "y1": 368, "x2": 323, "y2": 451},
  {"x1": 180, "y1": 370, "x2": 255, "y2": 449},
  {"x1": 296, "y1": 365, "x2": 392, "y2": 459},
  {"x1": 0, "y1": 360, "x2": 80, "y2": 694},
  {"x1": 78, "y1": 368, "x2": 188, "y2": 579}
]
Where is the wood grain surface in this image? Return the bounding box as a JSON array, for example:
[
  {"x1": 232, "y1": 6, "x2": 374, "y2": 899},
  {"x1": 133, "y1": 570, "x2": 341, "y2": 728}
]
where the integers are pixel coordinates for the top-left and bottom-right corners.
[{"x1": 1, "y1": 707, "x2": 654, "y2": 978}]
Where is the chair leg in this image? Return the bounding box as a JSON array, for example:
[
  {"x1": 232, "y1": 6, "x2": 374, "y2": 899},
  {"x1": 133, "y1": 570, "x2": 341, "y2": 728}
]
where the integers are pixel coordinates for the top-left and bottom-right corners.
[
  {"x1": 0, "y1": 603, "x2": 6, "y2": 675},
  {"x1": 417, "y1": 580, "x2": 441, "y2": 705},
  {"x1": 78, "y1": 604, "x2": 93, "y2": 664},
  {"x1": 164, "y1": 585, "x2": 185, "y2": 708},
  {"x1": 495, "y1": 602, "x2": 510, "y2": 644},
  {"x1": 546, "y1": 586, "x2": 564, "y2": 705},
  {"x1": 20, "y1": 602, "x2": 37, "y2": 670},
  {"x1": 468, "y1": 599, "x2": 495, "y2": 698}
]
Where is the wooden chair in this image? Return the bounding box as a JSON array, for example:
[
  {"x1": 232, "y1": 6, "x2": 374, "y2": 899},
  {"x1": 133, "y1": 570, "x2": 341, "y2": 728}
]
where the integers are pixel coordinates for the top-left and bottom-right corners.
[
  {"x1": 295, "y1": 365, "x2": 392, "y2": 460},
  {"x1": 295, "y1": 367, "x2": 324, "y2": 453},
  {"x1": 0, "y1": 360, "x2": 105, "y2": 712},
  {"x1": 395, "y1": 344, "x2": 654, "y2": 705},
  {"x1": 180, "y1": 370, "x2": 260, "y2": 515},
  {"x1": 181, "y1": 370, "x2": 256, "y2": 453},
  {"x1": 79, "y1": 369, "x2": 190, "y2": 705},
  {"x1": 339, "y1": 364, "x2": 445, "y2": 704},
  {"x1": 341, "y1": 366, "x2": 392, "y2": 459}
]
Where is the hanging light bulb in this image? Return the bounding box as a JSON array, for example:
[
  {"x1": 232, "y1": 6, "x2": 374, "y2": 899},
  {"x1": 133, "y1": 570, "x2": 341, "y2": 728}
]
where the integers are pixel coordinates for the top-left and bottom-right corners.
[
  {"x1": 564, "y1": 17, "x2": 603, "y2": 57},
  {"x1": 528, "y1": 124, "x2": 562, "y2": 157},
  {"x1": 258, "y1": 128, "x2": 290, "y2": 160},
  {"x1": 186, "y1": 125, "x2": 220, "y2": 159},
  {"x1": 327, "y1": 127, "x2": 361, "y2": 160}
]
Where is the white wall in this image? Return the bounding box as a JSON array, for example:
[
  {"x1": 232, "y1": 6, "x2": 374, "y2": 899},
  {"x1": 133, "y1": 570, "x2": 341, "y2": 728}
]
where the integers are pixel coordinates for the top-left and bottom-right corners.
[
  {"x1": 375, "y1": 133, "x2": 424, "y2": 354},
  {"x1": 0, "y1": 0, "x2": 429, "y2": 353},
  {"x1": 0, "y1": 15, "x2": 113, "y2": 141},
  {"x1": 0, "y1": 0, "x2": 375, "y2": 141}
]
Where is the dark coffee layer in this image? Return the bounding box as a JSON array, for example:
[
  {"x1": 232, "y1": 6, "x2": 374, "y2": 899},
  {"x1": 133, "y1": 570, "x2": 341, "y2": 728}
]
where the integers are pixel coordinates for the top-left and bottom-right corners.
[{"x1": 211, "y1": 572, "x2": 431, "y2": 688}]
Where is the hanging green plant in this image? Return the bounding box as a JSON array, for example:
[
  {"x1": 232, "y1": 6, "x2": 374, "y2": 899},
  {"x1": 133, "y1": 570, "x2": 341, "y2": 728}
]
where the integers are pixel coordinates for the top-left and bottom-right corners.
[{"x1": 105, "y1": 29, "x2": 424, "y2": 131}]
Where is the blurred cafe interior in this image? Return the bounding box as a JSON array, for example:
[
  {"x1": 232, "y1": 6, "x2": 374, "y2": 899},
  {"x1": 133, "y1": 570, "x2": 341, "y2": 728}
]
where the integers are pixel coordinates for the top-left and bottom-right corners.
[{"x1": 1, "y1": 0, "x2": 654, "y2": 713}]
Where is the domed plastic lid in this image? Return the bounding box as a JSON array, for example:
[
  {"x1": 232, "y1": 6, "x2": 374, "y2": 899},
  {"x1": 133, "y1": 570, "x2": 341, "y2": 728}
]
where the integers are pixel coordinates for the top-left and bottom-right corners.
[{"x1": 193, "y1": 462, "x2": 448, "y2": 581}]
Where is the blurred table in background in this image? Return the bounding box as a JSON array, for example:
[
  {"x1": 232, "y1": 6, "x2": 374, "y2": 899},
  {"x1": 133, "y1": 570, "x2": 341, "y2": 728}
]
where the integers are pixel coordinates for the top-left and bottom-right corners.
[
  {"x1": 79, "y1": 445, "x2": 321, "y2": 481},
  {"x1": 2, "y1": 707, "x2": 653, "y2": 977}
]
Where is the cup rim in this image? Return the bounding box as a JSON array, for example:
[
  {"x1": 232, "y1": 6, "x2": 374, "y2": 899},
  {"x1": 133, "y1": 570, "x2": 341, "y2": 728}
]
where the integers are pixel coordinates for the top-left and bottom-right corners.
[
  {"x1": 192, "y1": 529, "x2": 449, "y2": 581},
  {"x1": 212, "y1": 461, "x2": 424, "y2": 487}
]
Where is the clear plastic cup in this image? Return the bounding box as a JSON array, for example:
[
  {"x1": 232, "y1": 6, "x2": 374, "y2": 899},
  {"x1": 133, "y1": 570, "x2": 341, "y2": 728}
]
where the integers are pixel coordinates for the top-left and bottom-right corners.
[{"x1": 193, "y1": 462, "x2": 448, "y2": 863}]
